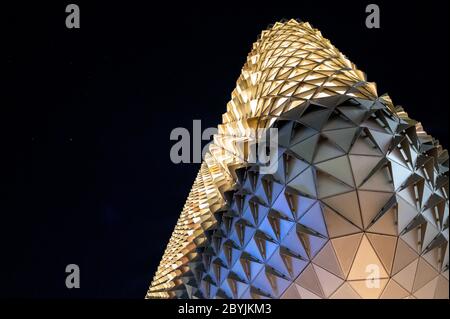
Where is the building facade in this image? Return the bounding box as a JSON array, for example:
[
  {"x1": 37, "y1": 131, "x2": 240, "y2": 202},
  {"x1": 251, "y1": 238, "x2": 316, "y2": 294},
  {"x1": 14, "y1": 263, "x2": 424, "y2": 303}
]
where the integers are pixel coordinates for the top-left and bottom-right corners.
[{"x1": 147, "y1": 20, "x2": 449, "y2": 299}]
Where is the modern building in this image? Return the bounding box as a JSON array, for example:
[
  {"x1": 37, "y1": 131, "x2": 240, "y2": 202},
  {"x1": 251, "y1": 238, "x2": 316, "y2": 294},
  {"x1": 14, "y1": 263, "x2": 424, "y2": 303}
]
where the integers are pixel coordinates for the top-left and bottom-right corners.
[{"x1": 147, "y1": 19, "x2": 449, "y2": 299}]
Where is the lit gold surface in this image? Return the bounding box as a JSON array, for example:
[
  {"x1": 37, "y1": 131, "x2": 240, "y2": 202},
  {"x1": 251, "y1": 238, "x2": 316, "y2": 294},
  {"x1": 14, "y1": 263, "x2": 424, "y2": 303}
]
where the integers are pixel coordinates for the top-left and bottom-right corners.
[{"x1": 146, "y1": 19, "x2": 448, "y2": 299}]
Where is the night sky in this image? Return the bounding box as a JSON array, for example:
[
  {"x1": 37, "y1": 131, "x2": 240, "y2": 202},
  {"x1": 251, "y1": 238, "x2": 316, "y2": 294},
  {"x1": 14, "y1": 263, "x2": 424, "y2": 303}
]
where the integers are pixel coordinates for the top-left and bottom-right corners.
[{"x1": 4, "y1": 1, "x2": 449, "y2": 298}]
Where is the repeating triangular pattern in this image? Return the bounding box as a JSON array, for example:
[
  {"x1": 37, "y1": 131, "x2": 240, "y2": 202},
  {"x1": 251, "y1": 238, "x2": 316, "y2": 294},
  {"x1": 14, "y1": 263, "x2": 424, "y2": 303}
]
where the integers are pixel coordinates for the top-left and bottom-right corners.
[{"x1": 147, "y1": 19, "x2": 449, "y2": 299}]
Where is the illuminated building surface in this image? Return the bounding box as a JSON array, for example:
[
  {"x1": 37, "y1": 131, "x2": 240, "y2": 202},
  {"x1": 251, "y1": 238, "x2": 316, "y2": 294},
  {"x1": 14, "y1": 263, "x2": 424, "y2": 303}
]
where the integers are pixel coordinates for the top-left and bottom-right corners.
[{"x1": 147, "y1": 20, "x2": 449, "y2": 299}]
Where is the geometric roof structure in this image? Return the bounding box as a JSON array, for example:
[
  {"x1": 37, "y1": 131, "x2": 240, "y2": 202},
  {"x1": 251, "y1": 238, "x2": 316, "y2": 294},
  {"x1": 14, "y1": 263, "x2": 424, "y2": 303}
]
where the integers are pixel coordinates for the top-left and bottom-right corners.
[{"x1": 147, "y1": 19, "x2": 449, "y2": 299}]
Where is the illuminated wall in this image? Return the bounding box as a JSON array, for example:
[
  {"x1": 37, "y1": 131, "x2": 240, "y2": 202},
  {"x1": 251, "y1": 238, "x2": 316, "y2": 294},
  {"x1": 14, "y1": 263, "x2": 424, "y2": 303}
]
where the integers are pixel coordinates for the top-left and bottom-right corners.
[{"x1": 147, "y1": 19, "x2": 449, "y2": 299}]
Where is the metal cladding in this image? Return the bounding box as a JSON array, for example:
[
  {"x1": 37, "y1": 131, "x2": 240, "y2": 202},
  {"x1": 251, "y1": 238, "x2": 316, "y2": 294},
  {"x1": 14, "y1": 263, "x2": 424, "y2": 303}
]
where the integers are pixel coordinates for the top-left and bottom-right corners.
[{"x1": 147, "y1": 20, "x2": 449, "y2": 299}]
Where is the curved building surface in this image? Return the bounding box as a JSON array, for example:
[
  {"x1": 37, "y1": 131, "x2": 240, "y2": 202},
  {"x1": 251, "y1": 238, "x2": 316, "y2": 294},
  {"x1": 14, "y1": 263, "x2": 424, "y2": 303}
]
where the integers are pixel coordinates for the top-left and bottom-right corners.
[{"x1": 147, "y1": 19, "x2": 449, "y2": 299}]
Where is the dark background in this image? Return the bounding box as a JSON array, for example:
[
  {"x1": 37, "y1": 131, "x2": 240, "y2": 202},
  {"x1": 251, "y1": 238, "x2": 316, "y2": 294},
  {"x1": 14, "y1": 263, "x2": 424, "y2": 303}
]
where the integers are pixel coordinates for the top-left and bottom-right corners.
[{"x1": 3, "y1": 0, "x2": 449, "y2": 298}]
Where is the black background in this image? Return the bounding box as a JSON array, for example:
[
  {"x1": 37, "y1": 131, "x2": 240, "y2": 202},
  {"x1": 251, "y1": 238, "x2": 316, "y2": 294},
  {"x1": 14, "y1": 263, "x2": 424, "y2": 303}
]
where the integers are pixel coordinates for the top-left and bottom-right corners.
[{"x1": 3, "y1": 0, "x2": 449, "y2": 298}]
